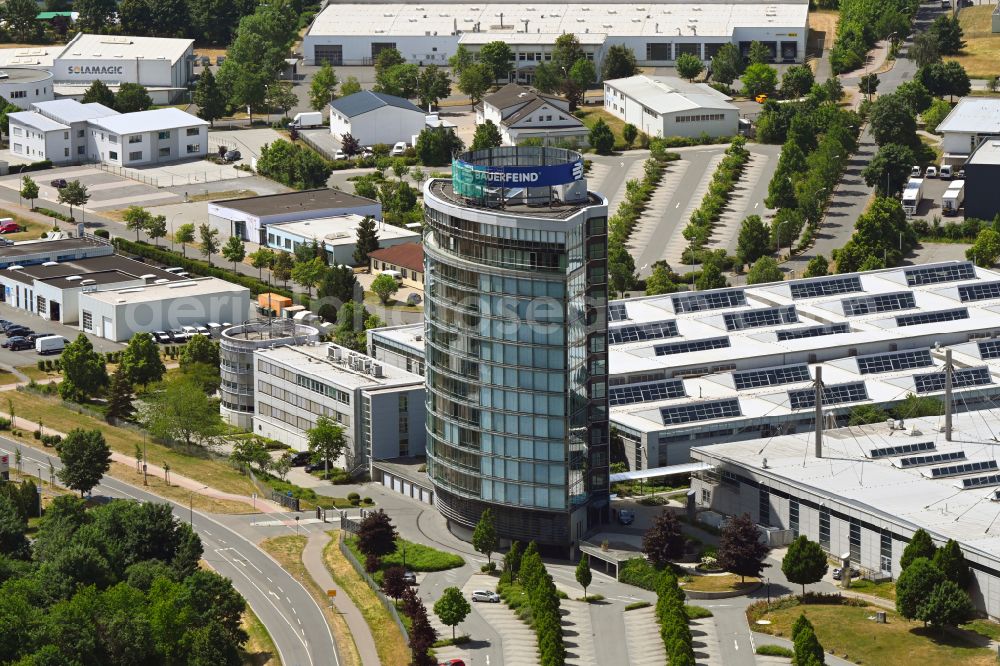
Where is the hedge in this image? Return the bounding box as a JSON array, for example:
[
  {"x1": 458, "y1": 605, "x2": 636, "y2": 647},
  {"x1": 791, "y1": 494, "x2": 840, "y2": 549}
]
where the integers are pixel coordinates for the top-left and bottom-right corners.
[
  {"x1": 10, "y1": 160, "x2": 53, "y2": 174},
  {"x1": 681, "y1": 136, "x2": 750, "y2": 262},
  {"x1": 112, "y1": 237, "x2": 294, "y2": 299}
]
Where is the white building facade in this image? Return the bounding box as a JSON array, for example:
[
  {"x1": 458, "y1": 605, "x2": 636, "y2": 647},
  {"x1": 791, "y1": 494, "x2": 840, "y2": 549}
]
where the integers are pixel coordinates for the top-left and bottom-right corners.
[
  {"x1": 0, "y1": 68, "x2": 55, "y2": 110},
  {"x1": 603, "y1": 75, "x2": 739, "y2": 139},
  {"x1": 329, "y1": 91, "x2": 426, "y2": 147},
  {"x1": 478, "y1": 84, "x2": 587, "y2": 146},
  {"x1": 937, "y1": 98, "x2": 1000, "y2": 164},
  {"x1": 265, "y1": 215, "x2": 419, "y2": 266}
]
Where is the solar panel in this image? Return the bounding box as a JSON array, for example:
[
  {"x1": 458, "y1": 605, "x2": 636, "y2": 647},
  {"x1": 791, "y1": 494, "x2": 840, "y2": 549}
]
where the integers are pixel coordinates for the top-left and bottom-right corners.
[
  {"x1": 913, "y1": 366, "x2": 993, "y2": 394},
  {"x1": 660, "y1": 399, "x2": 741, "y2": 425},
  {"x1": 608, "y1": 302, "x2": 629, "y2": 322},
  {"x1": 958, "y1": 281, "x2": 1000, "y2": 302},
  {"x1": 733, "y1": 365, "x2": 811, "y2": 390},
  {"x1": 609, "y1": 379, "x2": 686, "y2": 406},
  {"x1": 856, "y1": 349, "x2": 933, "y2": 374},
  {"x1": 723, "y1": 306, "x2": 798, "y2": 331},
  {"x1": 926, "y1": 459, "x2": 998, "y2": 478},
  {"x1": 895, "y1": 308, "x2": 970, "y2": 327},
  {"x1": 608, "y1": 320, "x2": 679, "y2": 345},
  {"x1": 979, "y1": 340, "x2": 1000, "y2": 360},
  {"x1": 654, "y1": 337, "x2": 730, "y2": 356},
  {"x1": 870, "y1": 441, "x2": 935, "y2": 458},
  {"x1": 842, "y1": 291, "x2": 916, "y2": 316},
  {"x1": 898, "y1": 451, "x2": 966, "y2": 468},
  {"x1": 789, "y1": 276, "x2": 863, "y2": 299},
  {"x1": 961, "y1": 474, "x2": 1000, "y2": 489},
  {"x1": 671, "y1": 289, "x2": 746, "y2": 314},
  {"x1": 905, "y1": 262, "x2": 976, "y2": 286},
  {"x1": 776, "y1": 323, "x2": 850, "y2": 342},
  {"x1": 788, "y1": 382, "x2": 868, "y2": 410}
]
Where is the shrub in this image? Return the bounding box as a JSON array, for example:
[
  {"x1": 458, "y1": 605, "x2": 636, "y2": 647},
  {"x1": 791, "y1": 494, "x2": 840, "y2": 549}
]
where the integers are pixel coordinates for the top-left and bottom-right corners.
[
  {"x1": 686, "y1": 605, "x2": 714, "y2": 619},
  {"x1": 362, "y1": 496, "x2": 373, "y2": 504},
  {"x1": 624, "y1": 601, "x2": 652, "y2": 611},
  {"x1": 756, "y1": 644, "x2": 795, "y2": 657},
  {"x1": 0, "y1": 418, "x2": 10, "y2": 430},
  {"x1": 93, "y1": 229, "x2": 110, "y2": 239},
  {"x1": 33, "y1": 430, "x2": 41, "y2": 440}
]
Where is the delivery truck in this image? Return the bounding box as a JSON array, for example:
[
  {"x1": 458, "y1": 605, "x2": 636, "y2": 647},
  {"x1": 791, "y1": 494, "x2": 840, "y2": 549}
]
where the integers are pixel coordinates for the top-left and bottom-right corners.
[
  {"x1": 942, "y1": 179, "x2": 965, "y2": 216},
  {"x1": 290, "y1": 112, "x2": 323, "y2": 128},
  {"x1": 902, "y1": 178, "x2": 924, "y2": 217}
]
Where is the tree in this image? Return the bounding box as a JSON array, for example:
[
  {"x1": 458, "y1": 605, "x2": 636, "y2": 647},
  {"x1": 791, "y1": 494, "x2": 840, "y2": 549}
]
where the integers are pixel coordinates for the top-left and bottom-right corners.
[
  {"x1": 0, "y1": 496, "x2": 29, "y2": 559},
  {"x1": 901, "y1": 529, "x2": 938, "y2": 572},
  {"x1": 105, "y1": 365, "x2": 134, "y2": 424},
  {"x1": 339, "y1": 76, "x2": 362, "y2": 98},
  {"x1": 229, "y1": 438, "x2": 270, "y2": 475},
  {"x1": 920, "y1": 61, "x2": 971, "y2": 101},
  {"x1": 575, "y1": 554, "x2": 593, "y2": 599},
  {"x1": 221, "y1": 235, "x2": 246, "y2": 273},
  {"x1": 374, "y1": 63, "x2": 420, "y2": 99},
  {"x1": 408, "y1": 599, "x2": 437, "y2": 666},
  {"x1": 922, "y1": 98, "x2": 952, "y2": 134},
  {"x1": 863, "y1": 143, "x2": 916, "y2": 196},
  {"x1": 608, "y1": 242, "x2": 636, "y2": 297},
  {"x1": 675, "y1": 53, "x2": 704, "y2": 82},
  {"x1": 81, "y1": 80, "x2": 116, "y2": 108},
  {"x1": 859, "y1": 73, "x2": 880, "y2": 102},
  {"x1": 457, "y1": 63, "x2": 493, "y2": 106},
  {"x1": 602, "y1": 44, "x2": 638, "y2": 81},
  {"x1": 57, "y1": 181, "x2": 90, "y2": 221},
  {"x1": 622, "y1": 123, "x2": 638, "y2": 149},
  {"x1": 717, "y1": 513, "x2": 768, "y2": 582},
  {"x1": 736, "y1": 215, "x2": 772, "y2": 267},
  {"x1": 793, "y1": 623, "x2": 825, "y2": 666},
  {"x1": 803, "y1": 255, "x2": 829, "y2": 278},
  {"x1": 198, "y1": 224, "x2": 220, "y2": 266},
  {"x1": 417, "y1": 65, "x2": 451, "y2": 110},
  {"x1": 910, "y1": 31, "x2": 941, "y2": 69},
  {"x1": 781, "y1": 536, "x2": 828, "y2": 596},
  {"x1": 56, "y1": 429, "x2": 111, "y2": 497},
  {"x1": 193, "y1": 68, "x2": 225, "y2": 127},
  {"x1": 711, "y1": 43, "x2": 744, "y2": 86},
  {"x1": 120, "y1": 333, "x2": 165, "y2": 387},
  {"x1": 19, "y1": 176, "x2": 38, "y2": 210},
  {"x1": 318, "y1": 264, "x2": 360, "y2": 310},
  {"x1": 381, "y1": 566, "x2": 407, "y2": 601},
  {"x1": 3, "y1": 0, "x2": 41, "y2": 42},
  {"x1": 895, "y1": 80, "x2": 933, "y2": 115},
  {"x1": 695, "y1": 262, "x2": 728, "y2": 290},
  {"x1": 746, "y1": 256, "x2": 783, "y2": 284},
  {"x1": 589, "y1": 118, "x2": 615, "y2": 155},
  {"x1": 433, "y1": 587, "x2": 471, "y2": 639},
  {"x1": 931, "y1": 15, "x2": 965, "y2": 55},
  {"x1": 471, "y1": 120, "x2": 503, "y2": 151},
  {"x1": 448, "y1": 45, "x2": 474, "y2": 76},
  {"x1": 748, "y1": 41, "x2": 772, "y2": 65},
  {"x1": 791, "y1": 611, "x2": 814, "y2": 643},
  {"x1": 175, "y1": 223, "x2": 195, "y2": 255},
  {"x1": 567, "y1": 58, "x2": 597, "y2": 109},
  {"x1": 742, "y1": 63, "x2": 778, "y2": 98},
  {"x1": 114, "y1": 83, "x2": 153, "y2": 113},
  {"x1": 967, "y1": 229, "x2": 1000, "y2": 267},
  {"x1": 307, "y1": 415, "x2": 347, "y2": 480},
  {"x1": 415, "y1": 127, "x2": 464, "y2": 166},
  {"x1": 265, "y1": 81, "x2": 298, "y2": 118},
  {"x1": 179, "y1": 334, "x2": 220, "y2": 375},
  {"x1": 869, "y1": 95, "x2": 918, "y2": 148},
  {"x1": 897, "y1": 557, "x2": 942, "y2": 620},
  {"x1": 642, "y1": 510, "x2": 685, "y2": 568},
  {"x1": 272, "y1": 251, "x2": 293, "y2": 286},
  {"x1": 919, "y1": 580, "x2": 974, "y2": 628},
  {"x1": 137, "y1": 376, "x2": 223, "y2": 448},
  {"x1": 645, "y1": 262, "x2": 679, "y2": 295},
  {"x1": 123, "y1": 206, "x2": 152, "y2": 242},
  {"x1": 370, "y1": 273, "x2": 399, "y2": 305},
  {"x1": 479, "y1": 41, "x2": 515, "y2": 83},
  {"x1": 144, "y1": 214, "x2": 167, "y2": 246},
  {"x1": 248, "y1": 248, "x2": 275, "y2": 281},
  {"x1": 60, "y1": 334, "x2": 108, "y2": 403},
  {"x1": 352, "y1": 217, "x2": 380, "y2": 266},
  {"x1": 780, "y1": 65, "x2": 814, "y2": 99},
  {"x1": 933, "y1": 539, "x2": 970, "y2": 588},
  {"x1": 356, "y1": 509, "x2": 397, "y2": 572},
  {"x1": 309, "y1": 63, "x2": 339, "y2": 111},
  {"x1": 472, "y1": 508, "x2": 498, "y2": 566}
]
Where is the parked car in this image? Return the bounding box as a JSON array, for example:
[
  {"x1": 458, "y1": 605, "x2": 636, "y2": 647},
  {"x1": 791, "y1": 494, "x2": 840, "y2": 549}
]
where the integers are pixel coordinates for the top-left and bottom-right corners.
[
  {"x1": 471, "y1": 590, "x2": 500, "y2": 603},
  {"x1": 0, "y1": 221, "x2": 22, "y2": 234},
  {"x1": 5, "y1": 327, "x2": 31, "y2": 338},
  {"x1": 391, "y1": 141, "x2": 407, "y2": 156},
  {"x1": 224, "y1": 150, "x2": 241, "y2": 162},
  {"x1": 181, "y1": 325, "x2": 198, "y2": 339},
  {"x1": 940, "y1": 164, "x2": 953, "y2": 179},
  {"x1": 199, "y1": 55, "x2": 210, "y2": 67},
  {"x1": 911, "y1": 165, "x2": 922, "y2": 177},
  {"x1": 439, "y1": 660, "x2": 466, "y2": 666},
  {"x1": 3, "y1": 336, "x2": 31, "y2": 350},
  {"x1": 153, "y1": 331, "x2": 172, "y2": 344},
  {"x1": 334, "y1": 149, "x2": 346, "y2": 161},
  {"x1": 305, "y1": 461, "x2": 331, "y2": 473},
  {"x1": 832, "y1": 567, "x2": 860, "y2": 580},
  {"x1": 169, "y1": 328, "x2": 187, "y2": 342},
  {"x1": 35, "y1": 335, "x2": 66, "y2": 355},
  {"x1": 195, "y1": 325, "x2": 210, "y2": 337},
  {"x1": 618, "y1": 509, "x2": 635, "y2": 525},
  {"x1": 402, "y1": 571, "x2": 417, "y2": 585},
  {"x1": 49, "y1": 178, "x2": 67, "y2": 189},
  {"x1": 290, "y1": 451, "x2": 312, "y2": 466},
  {"x1": 925, "y1": 165, "x2": 938, "y2": 178},
  {"x1": 958, "y1": 168, "x2": 966, "y2": 179},
  {"x1": 755, "y1": 93, "x2": 768, "y2": 104},
  {"x1": 26, "y1": 332, "x2": 51, "y2": 343},
  {"x1": 0, "y1": 238, "x2": 12, "y2": 247},
  {"x1": 216, "y1": 55, "x2": 226, "y2": 65}
]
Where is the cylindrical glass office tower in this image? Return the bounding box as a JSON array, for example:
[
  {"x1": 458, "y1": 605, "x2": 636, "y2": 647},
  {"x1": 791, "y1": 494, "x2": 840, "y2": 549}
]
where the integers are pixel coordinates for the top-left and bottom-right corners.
[{"x1": 423, "y1": 146, "x2": 610, "y2": 549}]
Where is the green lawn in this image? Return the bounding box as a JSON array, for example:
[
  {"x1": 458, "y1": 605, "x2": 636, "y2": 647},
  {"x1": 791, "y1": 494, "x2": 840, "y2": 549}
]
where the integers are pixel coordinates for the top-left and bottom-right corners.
[
  {"x1": 345, "y1": 535, "x2": 464, "y2": 582},
  {"x1": 749, "y1": 597, "x2": 995, "y2": 666},
  {"x1": 963, "y1": 618, "x2": 1000, "y2": 642},
  {"x1": 849, "y1": 578, "x2": 897, "y2": 601},
  {"x1": 575, "y1": 105, "x2": 626, "y2": 148}
]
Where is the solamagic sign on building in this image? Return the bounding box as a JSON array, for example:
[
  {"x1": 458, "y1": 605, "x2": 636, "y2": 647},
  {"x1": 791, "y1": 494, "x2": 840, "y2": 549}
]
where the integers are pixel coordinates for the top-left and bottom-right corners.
[
  {"x1": 67, "y1": 65, "x2": 125, "y2": 76},
  {"x1": 451, "y1": 157, "x2": 583, "y2": 198}
]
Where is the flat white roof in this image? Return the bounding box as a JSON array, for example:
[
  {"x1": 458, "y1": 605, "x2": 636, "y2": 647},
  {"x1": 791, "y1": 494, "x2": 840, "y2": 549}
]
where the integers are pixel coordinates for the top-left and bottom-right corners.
[
  {"x1": 88, "y1": 107, "x2": 208, "y2": 134},
  {"x1": 370, "y1": 323, "x2": 425, "y2": 353},
  {"x1": 0, "y1": 46, "x2": 61, "y2": 68},
  {"x1": 969, "y1": 140, "x2": 1000, "y2": 166},
  {"x1": 257, "y1": 342, "x2": 424, "y2": 391},
  {"x1": 308, "y1": 2, "x2": 809, "y2": 39},
  {"x1": 81, "y1": 277, "x2": 249, "y2": 305},
  {"x1": 269, "y1": 215, "x2": 419, "y2": 247},
  {"x1": 58, "y1": 33, "x2": 193, "y2": 65},
  {"x1": 31, "y1": 99, "x2": 117, "y2": 124},
  {"x1": 936, "y1": 97, "x2": 1000, "y2": 135},
  {"x1": 604, "y1": 75, "x2": 737, "y2": 114},
  {"x1": 8, "y1": 110, "x2": 69, "y2": 132}
]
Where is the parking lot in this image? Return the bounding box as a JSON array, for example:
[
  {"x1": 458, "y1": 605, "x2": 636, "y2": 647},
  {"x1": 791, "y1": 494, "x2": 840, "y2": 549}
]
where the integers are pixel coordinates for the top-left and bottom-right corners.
[
  {"x1": 908, "y1": 173, "x2": 964, "y2": 221},
  {"x1": 0, "y1": 303, "x2": 123, "y2": 368},
  {"x1": 0, "y1": 166, "x2": 183, "y2": 214}
]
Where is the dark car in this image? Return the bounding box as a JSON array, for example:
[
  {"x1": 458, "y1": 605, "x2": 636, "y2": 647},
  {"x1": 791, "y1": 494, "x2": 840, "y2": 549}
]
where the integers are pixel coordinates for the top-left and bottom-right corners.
[
  {"x1": 5, "y1": 327, "x2": 31, "y2": 338},
  {"x1": 290, "y1": 451, "x2": 312, "y2": 466},
  {"x1": 168, "y1": 328, "x2": 187, "y2": 343},
  {"x1": 153, "y1": 331, "x2": 172, "y2": 344},
  {"x1": 26, "y1": 333, "x2": 50, "y2": 343},
  {"x1": 832, "y1": 567, "x2": 860, "y2": 581},
  {"x1": 3, "y1": 336, "x2": 31, "y2": 350},
  {"x1": 224, "y1": 150, "x2": 241, "y2": 162},
  {"x1": 402, "y1": 571, "x2": 417, "y2": 585},
  {"x1": 50, "y1": 178, "x2": 67, "y2": 189},
  {"x1": 618, "y1": 509, "x2": 635, "y2": 525},
  {"x1": 305, "y1": 461, "x2": 331, "y2": 473}
]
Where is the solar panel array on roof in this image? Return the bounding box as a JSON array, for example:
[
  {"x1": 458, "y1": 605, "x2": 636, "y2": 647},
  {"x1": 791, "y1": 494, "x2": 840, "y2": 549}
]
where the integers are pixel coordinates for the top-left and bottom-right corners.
[
  {"x1": 608, "y1": 302, "x2": 629, "y2": 322},
  {"x1": 958, "y1": 281, "x2": 1000, "y2": 302},
  {"x1": 789, "y1": 276, "x2": 863, "y2": 299},
  {"x1": 788, "y1": 382, "x2": 868, "y2": 410},
  {"x1": 979, "y1": 340, "x2": 1000, "y2": 360},
  {"x1": 905, "y1": 262, "x2": 976, "y2": 286},
  {"x1": 654, "y1": 336, "x2": 730, "y2": 356},
  {"x1": 870, "y1": 441, "x2": 935, "y2": 458},
  {"x1": 961, "y1": 474, "x2": 1000, "y2": 489},
  {"x1": 897, "y1": 451, "x2": 966, "y2": 468},
  {"x1": 913, "y1": 366, "x2": 993, "y2": 394},
  {"x1": 660, "y1": 399, "x2": 741, "y2": 425},
  {"x1": 723, "y1": 305, "x2": 798, "y2": 331},
  {"x1": 842, "y1": 291, "x2": 916, "y2": 316},
  {"x1": 732, "y1": 365, "x2": 811, "y2": 390},
  {"x1": 926, "y1": 459, "x2": 998, "y2": 478},
  {"x1": 609, "y1": 379, "x2": 686, "y2": 406},
  {"x1": 609, "y1": 320, "x2": 678, "y2": 345},
  {"x1": 776, "y1": 323, "x2": 850, "y2": 341},
  {"x1": 671, "y1": 289, "x2": 746, "y2": 314},
  {"x1": 895, "y1": 308, "x2": 970, "y2": 327},
  {"x1": 856, "y1": 349, "x2": 933, "y2": 374}
]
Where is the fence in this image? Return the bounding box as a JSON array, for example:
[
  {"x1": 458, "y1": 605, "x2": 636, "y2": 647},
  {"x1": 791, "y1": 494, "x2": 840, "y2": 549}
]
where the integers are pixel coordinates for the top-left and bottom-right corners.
[
  {"x1": 297, "y1": 131, "x2": 338, "y2": 161},
  {"x1": 95, "y1": 158, "x2": 255, "y2": 188},
  {"x1": 337, "y1": 531, "x2": 410, "y2": 642}
]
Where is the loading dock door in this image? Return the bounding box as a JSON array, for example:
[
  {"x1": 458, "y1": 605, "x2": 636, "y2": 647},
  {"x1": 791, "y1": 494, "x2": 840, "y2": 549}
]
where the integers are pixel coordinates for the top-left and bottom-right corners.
[{"x1": 102, "y1": 317, "x2": 114, "y2": 340}]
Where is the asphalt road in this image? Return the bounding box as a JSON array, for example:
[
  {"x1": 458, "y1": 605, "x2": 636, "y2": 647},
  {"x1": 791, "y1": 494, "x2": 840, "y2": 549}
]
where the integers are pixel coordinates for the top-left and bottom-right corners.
[{"x1": 3, "y1": 440, "x2": 338, "y2": 666}]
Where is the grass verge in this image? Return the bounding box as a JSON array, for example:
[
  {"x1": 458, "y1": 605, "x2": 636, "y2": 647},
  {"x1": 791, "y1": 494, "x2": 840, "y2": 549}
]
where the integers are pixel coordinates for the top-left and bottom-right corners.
[
  {"x1": 683, "y1": 573, "x2": 759, "y2": 593},
  {"x1": 0, "y1": 209, "x2": 52, "y2": 241},
  {"x1": 849, "y1": 578, "x2": 897, "y2": 601},
  {"x1": 15, "y1": 365, "x2": 58, "y2": 382},
  {"x1": 963, "y1": 618, "x2": 1000, "y2": 642},
  {"x1": 241, "y1": 606, "x2": 281, "y2": 666},
  {"x1": 188, "y1": 189, "x2": 258, "y2": 202},
  {"x1": 106, "y1": 461, "x2": 257, "y2": 514},
  {"x1": 624, "y1": 601, "x2": 651, "y2": 611},
  {"x1": 260, "y1": 535, "x2": 362, "y2": 666},
  {"x1": 322, "y1": 531, "x2": 410, "y2": 666},
  {"x1": 575, "y1": 105, "x2": 627, "y2": 147},
  {"x1": 686, "y1": 605, "x2": 714, "y2": 619},
  {"x1": 946, "y1": 6, "x2": 1000, "y2": 79},
  {"x1": 345, "y1": 535, "x2": 464, "y2": 582}
]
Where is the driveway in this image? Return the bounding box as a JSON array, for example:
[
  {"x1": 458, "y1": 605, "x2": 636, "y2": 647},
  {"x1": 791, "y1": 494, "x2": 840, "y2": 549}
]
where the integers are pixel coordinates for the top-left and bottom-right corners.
[{"x1": 207, "y1": 128, "x2": 286, "y2": 160}]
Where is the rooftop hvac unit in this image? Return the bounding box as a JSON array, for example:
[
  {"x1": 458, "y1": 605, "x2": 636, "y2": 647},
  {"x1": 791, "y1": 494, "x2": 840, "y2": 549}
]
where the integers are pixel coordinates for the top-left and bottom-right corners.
[
  {"x1": 329, "y1": 346, "x2": 342, "y2": 360},
  {"x1": 372, "y1": 363, "x2": 384, "y2": 378},
  {"x1": 80, "y1": 279, "x2": 96, "y2": 285}
]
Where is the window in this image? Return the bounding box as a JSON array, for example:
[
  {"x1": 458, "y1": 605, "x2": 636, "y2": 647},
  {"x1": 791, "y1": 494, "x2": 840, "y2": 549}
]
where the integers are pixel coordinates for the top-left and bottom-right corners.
[
  {"x1": 186, "y1": 127, "x2": 200, "y2": 136},
  {"x1": 880, "y1": 531, "x2": 892, "y2": 573},
  {"x1": 11, "y1": 126, "x2": 22, "y2": 137},
  {"x1": 129, "y1": 135, "x2": 142, "y2": 144},
  {"x1": 82, "y1": 310, "x2": 93, "y2": 331},
  {"x1": 109, "y1": 151, "x2": 118, "y2": 160},
  {"x1": 63, "y1": 131, "x2": 69, "y2": 140},
  {"x1": 9, "y1": 90, "x2": 25, "y2": 99},
  {"x1": 819, "y1": 510, "x2": 830, "y2": 550},
  {"x1": 758, "y1": 486, "x2": 770, "y2": 527},
  {"x1": 849, "y1": 519, "x2": 861, "y2": 564},
  {"x1": 12, "y1": 144, "x2": 21, "y2": 154},
  {"x1": 129, "y1": 151, "x2": 142, "y2": 161},
  {"x1": 186, "y1": 144, "x2": 199, "y2": 154},
  {"x1": 157, "y1": 131, "x2": 171, "y2": 140},
  {"x1": 268, "y1": 233, "x2": 275, "y2": 245},
  {"x1": 109, "y1": 134, "x2": 118, "y2": 144},
  {"x1": 36, "y1": 296, "x2": 46, "y2": 315},
  {"x1": 159, "y1": 147, "x2": 171, "y2": 157},
  {"x1": 77, "y1": 146, "x2": 84, "y2": 154},
  {"x1": 789, "y1": 500, "x2": 799, "y2": 537},
  {"x1": 77, "y1": 129, "x2": 84, "y2": 138},
  {"x1": 64, "y1": 148, "x2": 69, "y2": 157}
]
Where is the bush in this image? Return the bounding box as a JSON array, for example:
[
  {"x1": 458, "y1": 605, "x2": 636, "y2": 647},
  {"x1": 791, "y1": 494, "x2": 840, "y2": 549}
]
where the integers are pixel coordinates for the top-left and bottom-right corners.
[
  {"x1": 347, "y1": 491, "x2": 361, "y2": 501},
  {"x1": 0, "y1": 418, "x2": 10, "y2": 430},
  {"x1": 624, "y1": 601, "x2": 652, "y2": 611},
  {"x1": 755, "y1": 644, "x2": 795, "y2": 657},
  {"x1": 681, "y1": 137, "x2": 750, "y2": 254},
  {"x1": 620, "y1": 557, "x2": 672, "y2": 591},
  {"x1": 362, "y1": 496, "x2": 373, "y2": 504},
  {"x1": 686, "y1": 605, "x2": 714, "y2": 619},
  {"x1": 93, "y1": 229, "x2": 110, "y2": 239},
  {"x1": 12, "y1": 160, "x2": 53, "y2": 174},
  {"x1": 41, "y1": 434, "x2": 61, "y2": 447},
  {"x1": 34, "y1": 207, "x2": 73, "y2": 222}
]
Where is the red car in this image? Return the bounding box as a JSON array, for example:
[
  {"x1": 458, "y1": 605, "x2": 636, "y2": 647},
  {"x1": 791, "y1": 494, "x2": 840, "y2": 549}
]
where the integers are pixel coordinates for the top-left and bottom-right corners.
[{"x1": 0, "y1": 222, "x2": 22, "y2": 234}]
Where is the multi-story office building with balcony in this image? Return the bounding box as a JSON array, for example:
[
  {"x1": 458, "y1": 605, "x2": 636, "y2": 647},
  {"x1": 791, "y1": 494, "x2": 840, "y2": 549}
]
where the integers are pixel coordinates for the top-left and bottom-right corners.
[{"x1": 422, "y1": 146, "x2": 610, "y2": 550}]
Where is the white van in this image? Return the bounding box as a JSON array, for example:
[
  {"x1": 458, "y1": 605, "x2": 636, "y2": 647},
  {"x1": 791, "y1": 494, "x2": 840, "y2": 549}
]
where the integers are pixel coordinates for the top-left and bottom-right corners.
[
  {"x1": 940, "y1": 164, "x2": 953, "y2": 179},
  {"x1": 35, "y1": 335, "x2": 66, "y2": 355},
  {"x1": 382, "y1": 269, "x2": 403, "y2": 283}
]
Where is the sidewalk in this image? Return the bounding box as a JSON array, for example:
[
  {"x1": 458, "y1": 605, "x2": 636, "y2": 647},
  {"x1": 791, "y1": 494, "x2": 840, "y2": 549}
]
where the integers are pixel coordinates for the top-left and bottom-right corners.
[{"x1": 302, "y1": 531, "x2": 379, "y2": 666}]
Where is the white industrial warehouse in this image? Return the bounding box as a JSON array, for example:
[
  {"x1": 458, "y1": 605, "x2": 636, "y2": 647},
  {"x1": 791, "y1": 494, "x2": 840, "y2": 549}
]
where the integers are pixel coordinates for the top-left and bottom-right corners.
[
  {"x1": 302, "y1": 0, "x2": 809, "y2": 72},
  {"x1": 265, "y1": 214, "x2": 420, "y2": 266},
  {"x1": 603, "y1": 75, "x2": 740, "y2": 139}
]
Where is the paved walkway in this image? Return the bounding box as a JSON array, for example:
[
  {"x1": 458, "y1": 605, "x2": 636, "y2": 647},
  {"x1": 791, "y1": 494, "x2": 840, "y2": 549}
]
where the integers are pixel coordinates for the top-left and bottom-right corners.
[
  {"x1": 466, "y1": 576, "x2": 539, "y2": 666},
  {"x1": 623, "y1": 606, "x2": 667, "y2": 666},
  {"x1": 301, "y1": 531, "x2": 379, "y2": 666}
]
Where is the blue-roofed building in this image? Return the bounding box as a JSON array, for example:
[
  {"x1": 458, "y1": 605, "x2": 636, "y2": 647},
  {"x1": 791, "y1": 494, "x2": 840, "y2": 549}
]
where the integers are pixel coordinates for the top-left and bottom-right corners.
[{"x1": 329, "y1": 90, "x2": 426, "y2": 147}]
